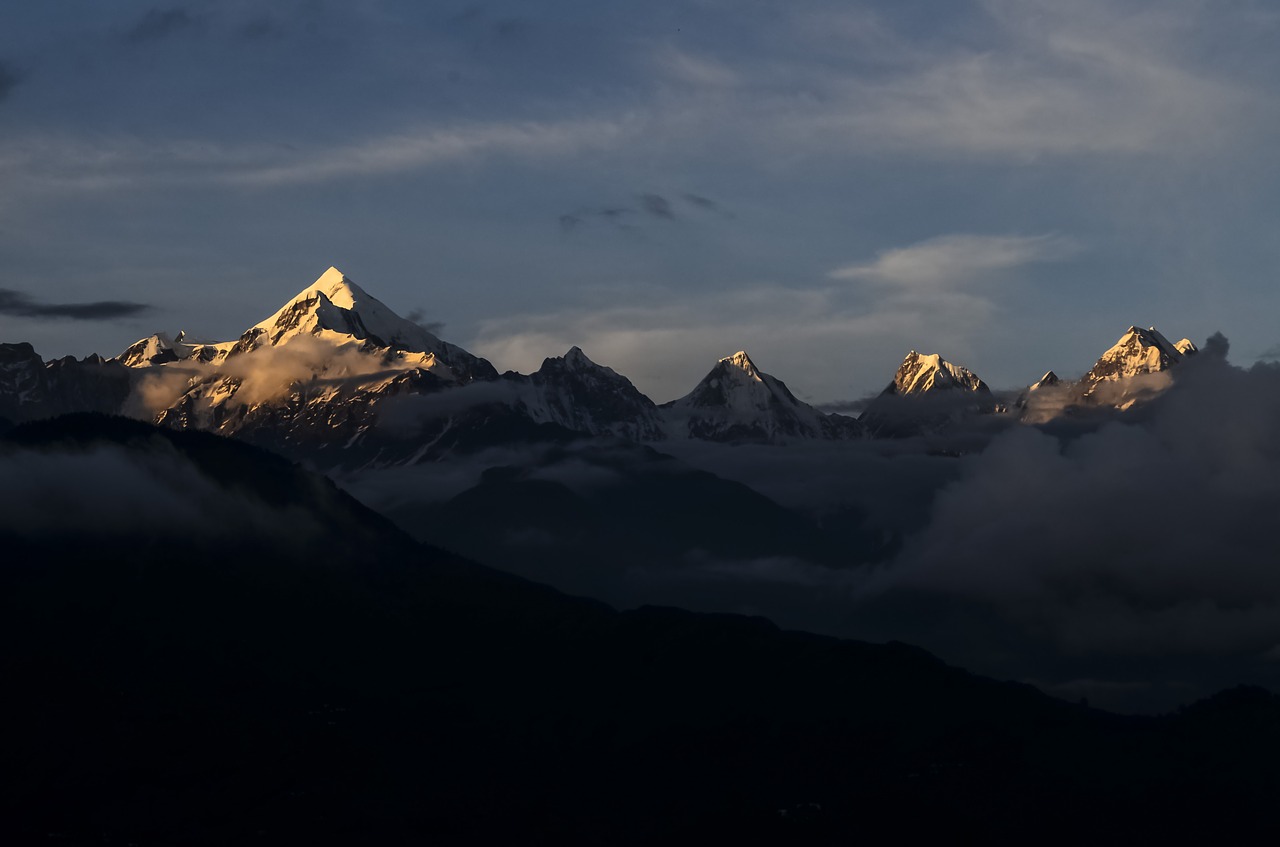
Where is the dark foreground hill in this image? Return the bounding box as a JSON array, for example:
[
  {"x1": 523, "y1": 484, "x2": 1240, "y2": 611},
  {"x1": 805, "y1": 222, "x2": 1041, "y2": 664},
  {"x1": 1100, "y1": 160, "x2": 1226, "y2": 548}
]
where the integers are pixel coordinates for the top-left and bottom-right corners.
[{"x1": 2, "y1": 415, "x2": 1279, "y2": 845}]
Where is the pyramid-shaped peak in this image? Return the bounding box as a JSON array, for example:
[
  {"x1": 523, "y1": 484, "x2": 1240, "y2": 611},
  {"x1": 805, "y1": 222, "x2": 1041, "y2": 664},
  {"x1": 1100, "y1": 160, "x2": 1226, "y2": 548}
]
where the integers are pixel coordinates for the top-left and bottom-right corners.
[
  {"x1": 542, "y1": 345, "x2": 615, "y2": 376},
  {"x1": 1029, "y1": 370, "x2": 1060, "y2": 391},
  {"x1": 295, "y1": 266, "x2": 367, "y2": 310},
  {"x1": 248, "y1": 266, "x2": 446, "y2": 357},
  {"x1": 319, "y1": 265, "x2": 347, "y2": 283}
]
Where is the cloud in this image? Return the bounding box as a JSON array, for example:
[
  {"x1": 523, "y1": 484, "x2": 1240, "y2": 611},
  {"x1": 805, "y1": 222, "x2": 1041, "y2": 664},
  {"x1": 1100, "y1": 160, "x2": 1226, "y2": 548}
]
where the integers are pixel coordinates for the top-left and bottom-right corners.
[
  {"x1": 830, "y1": 234, "x2": 1078, "y2": 288},
  {"x1": 681, "y1": 193, "x2": 721, "y2": 213},
  {"x1": 469, "y1": 268, "x2": 1039, "y2": 404},
  {"x1": 558, "y1": 206, "x2": 635, "y2": 232},
  {"x1": 0, "y1": 443, "x2": 319, "y2": 540},
  {"x1": 0, "y1": 289, "x2": 152, "y2": 321},
  {"x1": 869, "y1": 346, "x2": 1280, "y2": 661},
  {"x1": 126, "y1": 8, "x2": 201, "y2": 43},
  {"x1": 230, "y1": 118, "x2": 630, "y2": 187},
  {"x1": 121, "y1": 335, "x2": 424, "y2": 420},
  {"x1": 211, "y1": 335, "x2": 403, "y2": 408},
  {"x1": 639, "y1": 193, "x2": 674, "y2": 220},
  {"x1": 654, "y1": 46, "x2": 739, "y2": 88},
  {"x1": 788, "y1": 0, "x2": 1267, "y2": 158},
  {"x1": 0, "y1": 61, "x2": 22, "y2": 103},
  {"x1": 404, "y1": 308, "x2": 445, "y2": 336},
  {"x1": 0, "y1": 116, "x2": 633, "y2": 196}
]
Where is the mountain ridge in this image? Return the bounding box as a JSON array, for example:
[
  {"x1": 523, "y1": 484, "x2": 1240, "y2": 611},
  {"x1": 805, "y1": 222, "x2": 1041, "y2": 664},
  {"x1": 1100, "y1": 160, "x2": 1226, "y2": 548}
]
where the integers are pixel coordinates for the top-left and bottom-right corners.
[{"x1": 1, "y1": 266, "x2": 1207, "y2": 461}]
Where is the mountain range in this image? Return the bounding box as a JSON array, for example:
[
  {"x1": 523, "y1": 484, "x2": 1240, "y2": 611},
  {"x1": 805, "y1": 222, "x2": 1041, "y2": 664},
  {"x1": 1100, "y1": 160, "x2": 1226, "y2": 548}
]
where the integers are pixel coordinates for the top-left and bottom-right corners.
[{"x1": 0, "y1": 267, "x2": 1202, "y2": 463}]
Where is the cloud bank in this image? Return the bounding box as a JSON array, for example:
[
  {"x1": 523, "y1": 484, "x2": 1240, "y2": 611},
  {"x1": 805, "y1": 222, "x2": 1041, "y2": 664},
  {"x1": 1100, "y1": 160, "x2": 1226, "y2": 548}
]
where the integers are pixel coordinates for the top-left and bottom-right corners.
[{"x1": 874, "y1": 343, "x2": 1280, "y2": 662}]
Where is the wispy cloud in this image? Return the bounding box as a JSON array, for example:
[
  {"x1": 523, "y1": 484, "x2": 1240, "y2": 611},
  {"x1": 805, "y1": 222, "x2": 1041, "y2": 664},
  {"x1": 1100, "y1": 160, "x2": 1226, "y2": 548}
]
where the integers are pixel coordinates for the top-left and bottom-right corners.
[
  {"x1": 468, "y1": 276, "x2": 1010, "y2": 404},
  {"x1": 830, "y1": 234, "x2": 1078, "y2": 288},
  {"x1": 653, "y1": 45, "x2": 740, "y2": 89},
  {"x1": 228, "y1": 119, "x2": 629, "y2": 187},
  {"x1": 653, "y1": 0, "x2": 1275, "y2": 160},
  {"x1": 0, "y1": 117, "x2": 633, "y2": 193}
]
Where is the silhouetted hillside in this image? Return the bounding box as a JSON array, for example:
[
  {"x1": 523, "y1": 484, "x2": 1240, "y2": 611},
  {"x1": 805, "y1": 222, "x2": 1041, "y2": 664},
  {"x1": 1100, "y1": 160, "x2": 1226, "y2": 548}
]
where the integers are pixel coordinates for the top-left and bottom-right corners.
[{"x1": 2, "y1": 415, "x2": 1279, "y2": 845}]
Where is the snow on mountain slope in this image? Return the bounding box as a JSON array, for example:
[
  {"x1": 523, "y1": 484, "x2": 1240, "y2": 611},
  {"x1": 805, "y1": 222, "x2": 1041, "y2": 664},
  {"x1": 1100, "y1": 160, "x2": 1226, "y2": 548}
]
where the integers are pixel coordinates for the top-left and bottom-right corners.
[
  {"x1": 661, "y1": 351, "x2": 860, "y2": 442},
  {"x1": 116, "y1": 331, "x2": 235, "y2": 368},
  {"x1": 1079, "y1": 326, "x2": 1189, "y2": 403},
  {"x1": 860, "y1": 351, "x2": 996, "y2": 436},
  {"x1": 1029, "y1": 371, "x2": 1060, "y2": 392},
  {"x1": 140, "y1": 267, "x2": 498, "y2": 451},
  {"x1": 236, "y1": 267, "x2": 493, "y2": 382},
  {"x1": 519, "y1": 346, "x2": 666, "y2": 441},
  {"x1": 886, "y1": 351, "x2": 991, "y2": 396}
]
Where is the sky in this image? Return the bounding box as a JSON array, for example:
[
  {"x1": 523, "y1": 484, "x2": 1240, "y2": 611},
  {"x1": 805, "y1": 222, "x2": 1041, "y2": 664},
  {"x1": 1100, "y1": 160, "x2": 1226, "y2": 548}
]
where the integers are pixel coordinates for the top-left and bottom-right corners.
[{"x1": 4, "y1": 0, "x2": 1280, "y2": 403}]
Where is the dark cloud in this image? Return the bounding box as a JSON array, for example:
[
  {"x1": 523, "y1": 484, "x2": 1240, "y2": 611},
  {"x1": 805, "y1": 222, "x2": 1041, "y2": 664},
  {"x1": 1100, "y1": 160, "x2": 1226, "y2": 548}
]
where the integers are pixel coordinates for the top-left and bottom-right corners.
[
  {"x1": 876, "y1": 342, "x2": 1280, "y2": 662},
  {"x1": 682, "y1": 193, "x2": 735, "y2": 219},
  {"x1": 0, "y1": 444, "x2": 321, "y2": 540},
  {"x1": 640, "y1": 193, "x2": 674, "y2": 219},
  {"x1": 0, "y1": 60, "x2": 23, "y2": 103},
  {"x1": 126, "y1": 8, "x2": 201, "y2": 43},
  {"x1": 0, "y1": 289, "x2": 153, "y2": 321},
  {"x1": 559, "y1": 207, "x2": 635, "y2": 232}
]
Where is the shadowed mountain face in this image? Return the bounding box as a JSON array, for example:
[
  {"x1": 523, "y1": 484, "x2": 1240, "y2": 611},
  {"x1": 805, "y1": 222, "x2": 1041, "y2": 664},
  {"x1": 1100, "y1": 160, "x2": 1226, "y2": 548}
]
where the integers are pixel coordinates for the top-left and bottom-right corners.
[
  {"x1": 5, "y1": 414, "x2": 1280, "y2": 844},
  {"x1": 0, "y1": 342, "x2": 131, "y2": 423},
  {"x1": 661, "y1": 350, "x2": 862, "y2": 443},
  {"x1": 376, "y1": 439, "x2": 891, "y2": 603}
]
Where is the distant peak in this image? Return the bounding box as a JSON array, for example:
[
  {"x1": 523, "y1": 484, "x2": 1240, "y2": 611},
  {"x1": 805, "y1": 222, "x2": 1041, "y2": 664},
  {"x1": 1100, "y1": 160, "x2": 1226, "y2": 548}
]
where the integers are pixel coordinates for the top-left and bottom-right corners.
[
  {"x1": 1030, "y1": 370, "x2": 1060, "y2": 391},
  {"x1": 891, "y1": 350, "x2": 987, "y2": 395}
]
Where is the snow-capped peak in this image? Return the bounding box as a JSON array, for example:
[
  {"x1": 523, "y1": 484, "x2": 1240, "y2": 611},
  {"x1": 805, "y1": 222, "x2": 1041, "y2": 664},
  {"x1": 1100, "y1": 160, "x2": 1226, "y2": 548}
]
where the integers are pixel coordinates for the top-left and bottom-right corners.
[
  {"x1": 1083, "y1": 325, "x2": 1186, "y2": 387},
  {"x1": 722, "y1": 350, "x2": 761, "y2": 379},
  {"x1": 661, "y1": 351, "x2": 859, "y2": 442},
  {"x1": 888, "y1": 350, "x2": 989, "y2": 395},
  {"x1": 249, "y1": 266, "x2": 441, "y2": 352},
  {"x1": 1175, "y1": 338, "x2": 1198, "y2": 356},
  {"x1": 1029, "y1": 371, "x2": 1060, "y2": 391}
]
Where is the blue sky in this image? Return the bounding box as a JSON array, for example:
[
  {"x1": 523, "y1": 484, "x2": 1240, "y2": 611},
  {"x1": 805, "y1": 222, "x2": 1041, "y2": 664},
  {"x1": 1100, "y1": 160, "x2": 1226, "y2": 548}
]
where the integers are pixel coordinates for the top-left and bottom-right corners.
[{"x1": 4, "y1": 0, "x2": 1280, "y2": 403}]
